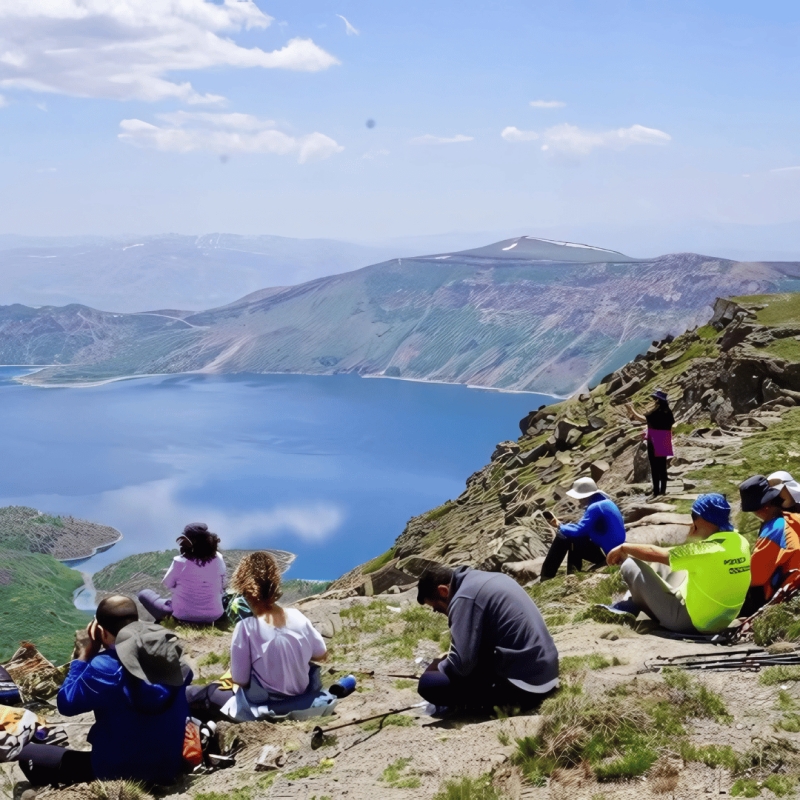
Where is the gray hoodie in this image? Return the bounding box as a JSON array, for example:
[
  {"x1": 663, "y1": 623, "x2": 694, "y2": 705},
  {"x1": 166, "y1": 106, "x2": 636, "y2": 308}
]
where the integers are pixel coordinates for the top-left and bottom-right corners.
[{"x1": 443, "y1": 567, "x2": 559, "y2": 690}]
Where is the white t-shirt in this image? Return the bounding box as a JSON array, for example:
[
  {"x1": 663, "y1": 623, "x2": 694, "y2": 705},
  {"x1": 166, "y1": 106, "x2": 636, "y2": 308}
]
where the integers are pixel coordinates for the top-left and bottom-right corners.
[
  {"x1": 230, "y1": 609, "x2": 327, "y2": 697},
  {"x1": 162, "y1": 553, "x2": 227, "y2": 623}
]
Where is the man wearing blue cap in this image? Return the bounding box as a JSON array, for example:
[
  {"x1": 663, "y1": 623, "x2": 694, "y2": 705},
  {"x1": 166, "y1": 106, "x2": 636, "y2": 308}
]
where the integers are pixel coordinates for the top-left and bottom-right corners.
[{"x1": 604, "y1": 494, "x2": 750, "y2": 633}]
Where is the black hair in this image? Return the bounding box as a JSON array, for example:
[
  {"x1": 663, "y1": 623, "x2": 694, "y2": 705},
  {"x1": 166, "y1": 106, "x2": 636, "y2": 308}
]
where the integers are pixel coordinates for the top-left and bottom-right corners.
[
  {"x1": 416, "y1": 565, "x2": 454, "y2": 605},
  {"x1": 96, "y1": 595, "x2": 138, "y2": 636},
  {"x1": 177, "y1": 522, "x2": 220, "y2": 567}
]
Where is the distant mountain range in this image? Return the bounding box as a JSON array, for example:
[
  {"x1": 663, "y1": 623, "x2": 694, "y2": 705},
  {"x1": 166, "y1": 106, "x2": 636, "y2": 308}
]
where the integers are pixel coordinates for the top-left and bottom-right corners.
[
  {"x1": 5, "y1": 236, "x2": 800, "y2": 395},
  {"x1": 0, "y1": 233, "x2": 409, "y2": 312}
]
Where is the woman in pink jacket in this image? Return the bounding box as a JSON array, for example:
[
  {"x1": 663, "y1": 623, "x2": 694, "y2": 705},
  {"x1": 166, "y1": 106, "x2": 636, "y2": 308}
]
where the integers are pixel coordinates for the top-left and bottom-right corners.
[
  {"x1": 626, "y1": 389, "x2": 675, "y2": 498},
  {"x1": 138, "y1": 523, "x2": 227, "y2": 625}
]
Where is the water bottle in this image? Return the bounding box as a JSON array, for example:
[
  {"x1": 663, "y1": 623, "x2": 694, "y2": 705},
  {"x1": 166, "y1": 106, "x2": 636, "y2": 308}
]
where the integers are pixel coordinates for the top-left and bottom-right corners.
[{"x1": 329, "y1": 674, "x2": 357, "y2": 698}]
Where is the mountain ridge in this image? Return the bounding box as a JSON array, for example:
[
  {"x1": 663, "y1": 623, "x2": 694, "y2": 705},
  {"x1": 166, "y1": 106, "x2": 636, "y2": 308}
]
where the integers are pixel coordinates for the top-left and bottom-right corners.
[{"x1": 4, "y1": 239, "x2": 800, "y2": 395}]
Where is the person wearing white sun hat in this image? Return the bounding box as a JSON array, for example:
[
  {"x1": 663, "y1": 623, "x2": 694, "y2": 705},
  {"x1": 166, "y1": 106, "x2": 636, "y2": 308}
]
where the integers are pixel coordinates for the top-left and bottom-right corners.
[
  {"x1": 767, "y1": 471, "x2": 800, "y2": 512},
  {"x1": 540, "y1": 476, "x2": 626, "y2": 581}
]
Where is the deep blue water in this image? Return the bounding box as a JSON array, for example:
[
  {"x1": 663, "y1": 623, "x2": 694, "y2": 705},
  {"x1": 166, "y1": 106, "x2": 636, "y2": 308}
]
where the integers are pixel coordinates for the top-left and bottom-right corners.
[{"x1": 0, "y1": 369, "x2": 553, "y2": 579}]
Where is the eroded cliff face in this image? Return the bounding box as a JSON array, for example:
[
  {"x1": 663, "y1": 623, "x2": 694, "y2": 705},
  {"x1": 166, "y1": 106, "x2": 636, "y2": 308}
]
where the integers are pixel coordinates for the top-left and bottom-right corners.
[{"x1": 331, "y1": 292, "x2": 800, "y2": 594}]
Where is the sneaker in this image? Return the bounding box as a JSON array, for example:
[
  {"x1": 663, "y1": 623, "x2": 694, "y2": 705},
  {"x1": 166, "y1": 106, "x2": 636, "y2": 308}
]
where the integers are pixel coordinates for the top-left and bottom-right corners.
[{"x1": 610, "y1": 599, "x2": 640, "y2": 616}]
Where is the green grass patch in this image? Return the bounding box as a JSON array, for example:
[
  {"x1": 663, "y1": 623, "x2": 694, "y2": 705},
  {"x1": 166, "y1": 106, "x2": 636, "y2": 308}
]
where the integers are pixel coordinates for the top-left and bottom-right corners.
[
  {"x1": 381, "y1": 757, "x2": 420, "y2": 789},
  {"x1": 696, "y1": 324, "x2": 721, "y2": 340},
  {"x1": 283, "y1": 760, "x2": 334, "y2": 781},
  {"x1": 752, "y1": 293, "x2": 800, "y2": 326},
  {"x1": 766, "y1": 337, "x2": 800, "y2": 363},
  {"x1": 752, "y1": 598, "x2": 800, "y2": 647},
  {"x1": 763, "y1": 774, "x2": 797, "y2": 796},
  {"x1": 198, "y1": 650, "x2": 230, "y2": 669},
  {"x1": 730, "y1": 778, "x2": 761, "y2": 798},
  {"x1": 432, "y1": 774, "x2": 501, "y2": 800},
  {"x1": 378, "y1": 605, "x2": 450, "y2": 658},
  {"x1": 393, "y1": 678, "x2": 417, "y2": 691},
  {"x1": 514, "y1": 671, "x2": 731, "y2": 784},
  {"x1": 560, "y1": 654, "x2": 622, "y2": 675},
  {"x1": 760, "y1": 665, "x2": 800, "y2": 685},
  {"x1": 362, "y1": 548, "x2": 396, "y2": 575},
  {"x1": 680, "y1": 742, "x2": 739, "y2": 770},
  {"x1": 361, "y1": 713, "x2": 416, "y2": 731},
  {"x1": 0, "y1": 546, "x2": 91, "y2": 663},
  {"x1": 424, "y1": 502, "x2": 455, "y2": 522},
  {"x1": 688, "y1": 408, "x2": 800, "y2": 495},
  {"x1": 777, "y1": 690, "x2": 797, "y2": 711},
  {"x1": 195, "y1": 789, "x2": 253, "y2": 800}
]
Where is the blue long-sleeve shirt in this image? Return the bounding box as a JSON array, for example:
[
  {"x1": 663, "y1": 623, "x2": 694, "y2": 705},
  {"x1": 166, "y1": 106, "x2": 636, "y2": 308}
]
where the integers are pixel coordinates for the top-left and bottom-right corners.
[
  {"x1": 559, "y1": 495, "x2": 626, "y2": 554},
  {"x1": 58, "y1": 651, "x2": 190, "y2": 783}
]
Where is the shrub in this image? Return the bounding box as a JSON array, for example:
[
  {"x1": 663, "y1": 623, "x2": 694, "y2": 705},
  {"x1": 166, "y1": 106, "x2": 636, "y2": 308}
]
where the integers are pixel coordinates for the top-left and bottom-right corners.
[
  {"x1": 751, "y1": 598, "x2": 800, "y2": 647},
  {"x1": 432, "y1": 775, "x2": 501, "y2": 800}
]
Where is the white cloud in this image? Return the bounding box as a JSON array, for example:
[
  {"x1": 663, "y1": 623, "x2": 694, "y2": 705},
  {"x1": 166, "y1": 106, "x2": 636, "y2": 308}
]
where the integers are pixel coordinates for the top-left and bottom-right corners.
[
  {"x1": 501, "y1": 126, "x2": 539, "y2": 142},
  {"x1": 363, "y1": 148, "x2": 390, "y2": 159},
  {"x1": 501, "y1": 122, "x2": 671, "y2": 155},
  {"x1": 0, "y1": 1, "x2": 339, "y2": 104},
  {"x1": 336, "y1": 14, "x2": 359, "y2": 35},
  {"x1": 529, "y1": 100, "x2": 565, "y2": 109},
  {"x1": 118, "y1": 112, "x2": 344, "y2": 163},
  {"x1": 0, "y1": 93, "x2": 6, "y2": 107},
  {"x1": 409, "y1": 134, "x2": 474, "y2": 145},
  {"x1": 770, "y1": 166, "x2": 800, "y2": 174}
]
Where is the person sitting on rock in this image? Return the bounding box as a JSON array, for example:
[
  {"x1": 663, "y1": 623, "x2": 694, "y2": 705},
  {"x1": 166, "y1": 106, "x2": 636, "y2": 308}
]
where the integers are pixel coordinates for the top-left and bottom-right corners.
[
  {"x1": 415, "y1": 564, "x2": 558, "y2": 714},
  {"x1": 740, "y1": 475, "x2": 800, "y2": 615},
  {"x1": 625, "y1": 389, "x2": 675, "y2": 498},
  {"x1": 604, "y1": 494, "x2": 750, "y2": 633},
  {"x1": 767, "y1": 471, "x2": 800, "y2": 513},
  {"x1": 186, "y1": 551, "x2": 335, "y2": 722},
  {"x1": 137, "y1": 522, "x2": 227, "y2": 625},
  {"x1": 17, "y1": 596, "x2": 192, "y2": 787},
  {"x1": 540, "y1": 476, "x2": 626, "y2": 581}
]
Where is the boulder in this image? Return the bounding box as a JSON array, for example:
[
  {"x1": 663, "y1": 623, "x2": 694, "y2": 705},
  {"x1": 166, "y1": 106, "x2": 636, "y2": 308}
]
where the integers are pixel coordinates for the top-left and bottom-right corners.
[
  {"x1": 555, "y1": 419, "x2": 580, "y2": 445},
  {"x1": 502, "y1": 557, "x2": 546, "y2": 585},
  {"x1": 627, "y1": 512, "x2": 692, "y2": 528},
  {"x1": 355, "y1": 561, "x2": 417, "y2": 596},
  {"x1": 481, "y1": 524, "x2": 550, "y2": 571},
  {"x1": 626, "y1": 523, "x2": 690, "y2": 546},
  {"x1": 589, "y1": 460, "x2": 610, "y2": 482},
  {"x1": 622, "y1": 502, "x2": 677, "y2": 523}
]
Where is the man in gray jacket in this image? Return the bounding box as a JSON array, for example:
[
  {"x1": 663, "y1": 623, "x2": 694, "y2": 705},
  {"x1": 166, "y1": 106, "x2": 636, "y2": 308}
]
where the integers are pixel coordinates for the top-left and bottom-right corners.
[{"x1": 416, "y1": 565, "x2": 559, "y2": 712}]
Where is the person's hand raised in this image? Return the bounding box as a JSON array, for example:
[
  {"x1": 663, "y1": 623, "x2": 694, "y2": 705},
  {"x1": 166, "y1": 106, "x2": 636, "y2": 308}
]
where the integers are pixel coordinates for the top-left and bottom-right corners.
[{"x1": 73, "y1": 619, "x2": 102, "y2": 662}]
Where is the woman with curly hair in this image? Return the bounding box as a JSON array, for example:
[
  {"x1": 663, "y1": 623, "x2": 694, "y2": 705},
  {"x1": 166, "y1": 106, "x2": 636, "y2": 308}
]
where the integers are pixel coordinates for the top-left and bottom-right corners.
[
  {"x1": 187, "y1": 551, "x2": 335, "y2": 722},
  {"x1": 138, "y1": 523, "x2": 227, "y2": 625}
]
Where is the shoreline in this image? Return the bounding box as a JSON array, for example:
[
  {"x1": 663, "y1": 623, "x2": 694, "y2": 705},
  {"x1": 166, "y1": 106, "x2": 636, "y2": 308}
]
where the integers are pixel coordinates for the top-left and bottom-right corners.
[{"x1": 13, "y1": 366, "x2": 565, "y2": 398}]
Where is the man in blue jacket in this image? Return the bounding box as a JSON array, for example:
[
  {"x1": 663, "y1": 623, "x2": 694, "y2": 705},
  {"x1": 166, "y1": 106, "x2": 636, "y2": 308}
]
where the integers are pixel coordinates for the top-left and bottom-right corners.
[
  {"x1": 416, "y1": 565, "x2": 559, "y2": 713},
  {"x1": 17, "y1": 596, "x2": 192, "y2": 787},
  {"x1": 540, "y1": 476, "x2": 626, "y2": 580}
]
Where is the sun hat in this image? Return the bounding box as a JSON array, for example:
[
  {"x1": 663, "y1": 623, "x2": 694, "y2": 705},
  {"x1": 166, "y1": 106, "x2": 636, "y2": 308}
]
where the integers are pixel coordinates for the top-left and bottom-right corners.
[
  {"x1": 566, "y1": 476, "x2": 602, "y2": 501},
  {"x1": 768, "y1": 471, "x2": 800, "y2": 504},
  {"x1": 651, "y1": 389, "x2": 669, "y2": 402},
  {"x1": 739, "y1": 475, "x2": 782, "y2": 513},
  {"x1": 115, "y1": 621, "x2": 191, "y2": 687},
  {"x1": 691, "y1": 494, "x2": 733, "y2": 531}
]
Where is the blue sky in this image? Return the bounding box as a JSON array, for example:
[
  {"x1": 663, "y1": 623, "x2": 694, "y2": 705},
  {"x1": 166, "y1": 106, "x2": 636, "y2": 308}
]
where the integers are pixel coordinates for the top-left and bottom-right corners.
[{"x1": 1, "y1": 1, "x2": 800, "y2": 257}]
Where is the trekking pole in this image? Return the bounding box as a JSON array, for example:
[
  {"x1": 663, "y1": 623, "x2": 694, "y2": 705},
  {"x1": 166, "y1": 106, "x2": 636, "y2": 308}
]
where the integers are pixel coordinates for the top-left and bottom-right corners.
[{"x1": 310, "y1": 702, "x2": 427, "y2": 748}]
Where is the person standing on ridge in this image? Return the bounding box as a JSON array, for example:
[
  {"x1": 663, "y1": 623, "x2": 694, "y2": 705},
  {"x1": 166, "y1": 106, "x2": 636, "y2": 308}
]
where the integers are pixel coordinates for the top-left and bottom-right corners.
[
  {"x1": 626, "y1": 389, "x2": 675, "y2": 498},
  {"x1": 539, "y1": 476, "x2": 626, "y2": 581}
]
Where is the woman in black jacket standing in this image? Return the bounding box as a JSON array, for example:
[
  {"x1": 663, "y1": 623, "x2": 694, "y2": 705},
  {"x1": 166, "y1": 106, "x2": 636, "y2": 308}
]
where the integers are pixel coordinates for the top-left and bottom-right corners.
[{"x1": 627, "y1": 389, "x2": 675, "y2": 498}]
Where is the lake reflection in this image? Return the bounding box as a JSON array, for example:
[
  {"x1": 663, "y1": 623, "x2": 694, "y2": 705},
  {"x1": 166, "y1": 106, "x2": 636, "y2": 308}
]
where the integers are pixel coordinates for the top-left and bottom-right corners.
[{"x1": 0, "y1": 369, "x2": 553, "y2": 579}]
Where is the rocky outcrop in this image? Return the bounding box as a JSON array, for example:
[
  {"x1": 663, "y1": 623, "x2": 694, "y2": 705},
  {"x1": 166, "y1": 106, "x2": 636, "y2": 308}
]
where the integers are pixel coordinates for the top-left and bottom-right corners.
[{"x1": 330, "y1": 293, "x2": 800, "y2": 595}]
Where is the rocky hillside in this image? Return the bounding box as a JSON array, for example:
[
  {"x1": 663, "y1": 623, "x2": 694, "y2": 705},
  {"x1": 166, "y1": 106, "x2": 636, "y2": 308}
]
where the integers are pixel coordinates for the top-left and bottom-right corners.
[
  {"x1": 332, "y1": 292, "x2": 800, "y2": 595},
  {"x1": 8, "y1": 238, "x2": 800, "y2": 394},
  {"x1": 0, "y1": 506, "x2": 120, "y2": 563}
]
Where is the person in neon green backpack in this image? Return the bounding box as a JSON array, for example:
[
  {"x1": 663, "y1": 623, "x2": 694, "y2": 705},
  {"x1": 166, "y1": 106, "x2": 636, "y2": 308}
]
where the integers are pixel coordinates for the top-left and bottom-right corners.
[{"x1": 604, "y1": 494, "x2": 750, "y2": 634}]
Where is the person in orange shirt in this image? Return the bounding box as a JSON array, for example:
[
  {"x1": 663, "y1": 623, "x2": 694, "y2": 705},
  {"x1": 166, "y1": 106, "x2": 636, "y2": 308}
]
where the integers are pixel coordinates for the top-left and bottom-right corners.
[{"x1": 739, "y1": 475, "x2": 800, "y2": 616}]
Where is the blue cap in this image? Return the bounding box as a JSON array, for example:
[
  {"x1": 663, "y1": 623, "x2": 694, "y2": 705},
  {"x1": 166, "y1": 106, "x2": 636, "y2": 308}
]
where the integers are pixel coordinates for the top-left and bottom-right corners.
[{"x1": 691, "y1": 493, "x2": 733, "y2": 531}]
